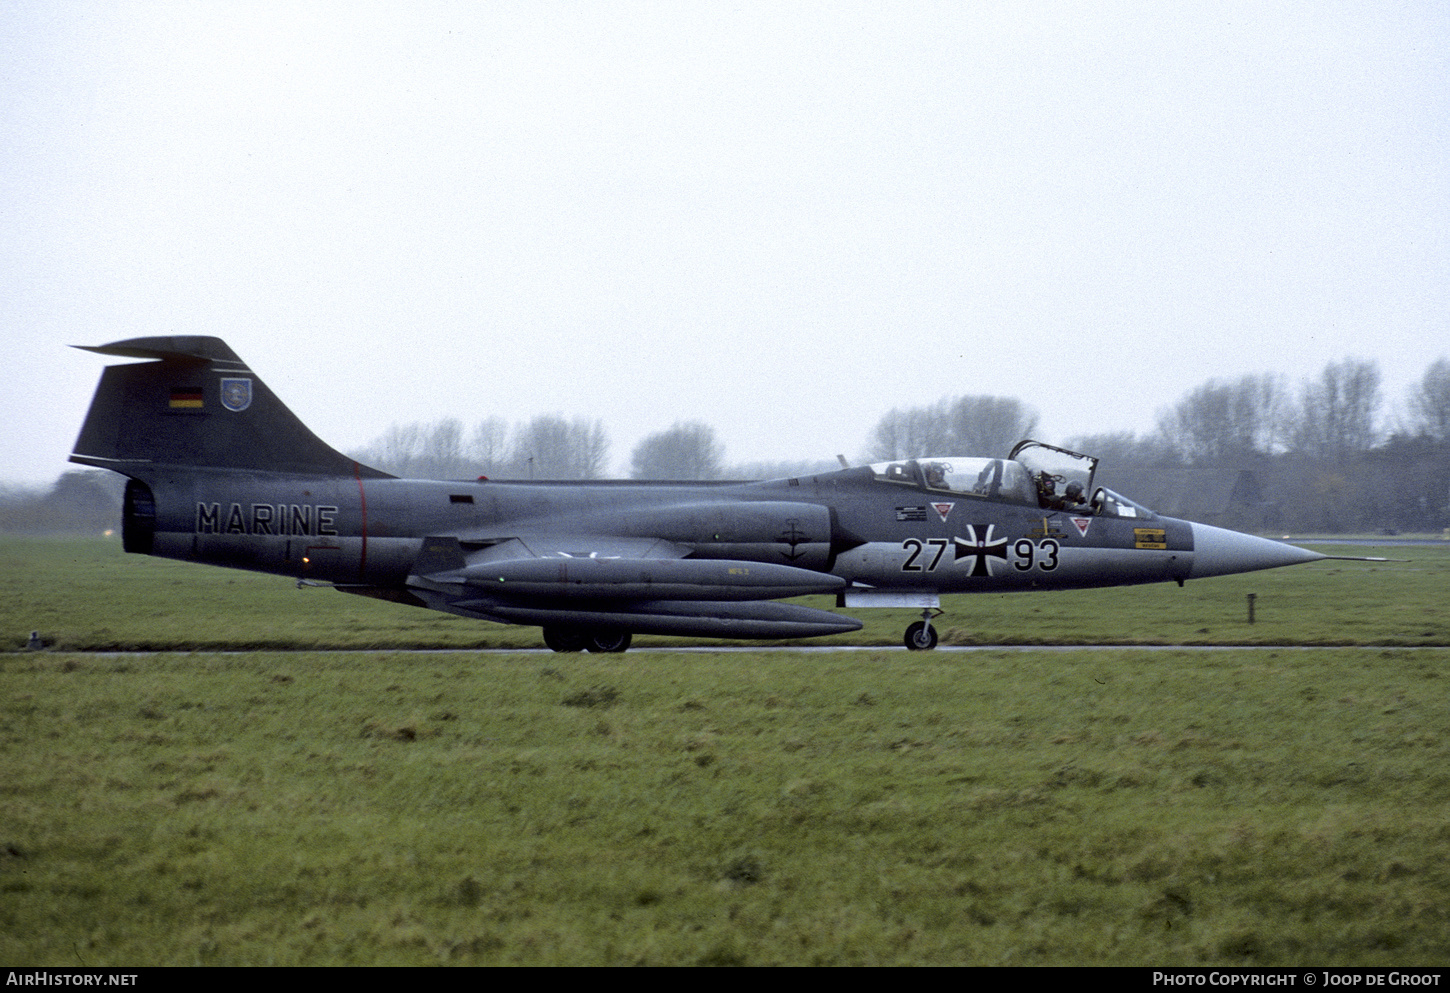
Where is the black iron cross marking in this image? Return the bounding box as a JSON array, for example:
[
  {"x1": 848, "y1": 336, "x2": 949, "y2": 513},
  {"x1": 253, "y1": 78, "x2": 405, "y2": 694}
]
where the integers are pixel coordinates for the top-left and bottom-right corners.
[{"x1": 953, "y1": 524, "x2": 1009, "y2": 577}]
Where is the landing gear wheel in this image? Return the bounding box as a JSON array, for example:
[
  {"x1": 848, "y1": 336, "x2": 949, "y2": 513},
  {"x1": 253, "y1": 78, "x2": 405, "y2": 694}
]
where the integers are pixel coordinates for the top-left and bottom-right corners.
[
  {"x1": 543, "y1": 627, "x2": 589, "y2": 652},
  {"x1": 586, "y1": 631, "x2": 633, "y2": 653},
  {"x1": 904, "y1": 621, "x2": 938, "y2": 651}
]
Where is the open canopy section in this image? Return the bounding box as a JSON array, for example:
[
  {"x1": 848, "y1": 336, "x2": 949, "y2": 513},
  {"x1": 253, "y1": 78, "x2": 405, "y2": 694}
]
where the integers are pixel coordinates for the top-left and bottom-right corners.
[
  {"x1": 1009, "y1": 440, "x2": 1099, "y2": 494},
  {"x1": 1006, "y1": 440, "x2": 1160, "y2": 518},
  {"x1": 869, "y1": 457, "x2": 1038, "y2": 507},
  {"x1": 1008, "y1": 440, "x2": 1101, "y2": 510}
]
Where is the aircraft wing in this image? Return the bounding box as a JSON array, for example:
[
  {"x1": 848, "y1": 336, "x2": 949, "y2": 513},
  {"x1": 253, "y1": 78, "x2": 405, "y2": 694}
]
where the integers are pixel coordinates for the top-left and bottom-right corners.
[
  {"x1": 410, "y1": 534, "x2": 691, "y2": 580},
  {"x1": 472, "y1": 534, "x2": 694, "y2": 563}
]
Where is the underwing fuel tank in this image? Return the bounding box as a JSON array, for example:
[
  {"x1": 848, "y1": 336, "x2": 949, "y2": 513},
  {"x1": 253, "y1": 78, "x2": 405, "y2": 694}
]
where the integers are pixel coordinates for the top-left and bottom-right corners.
[
  {"x1": 469, "y1": 599, "x2": 864, "y2": 640},
  {"x1": 462, "y1": 557, "x2": 846, "y2": 601}
]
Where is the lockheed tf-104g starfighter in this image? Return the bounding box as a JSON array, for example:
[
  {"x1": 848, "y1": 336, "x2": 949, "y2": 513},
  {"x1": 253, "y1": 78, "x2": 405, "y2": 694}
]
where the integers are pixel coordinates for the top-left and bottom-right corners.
[{"x1": 72, "y1": 337, "x2": 1343, "y2": 651}]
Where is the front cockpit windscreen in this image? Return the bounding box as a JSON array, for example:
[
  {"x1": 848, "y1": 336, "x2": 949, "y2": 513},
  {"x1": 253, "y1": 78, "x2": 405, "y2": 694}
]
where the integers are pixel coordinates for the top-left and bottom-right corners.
[{"x1": 869, "y1": 458, "x2": 1038, "y2": 507}]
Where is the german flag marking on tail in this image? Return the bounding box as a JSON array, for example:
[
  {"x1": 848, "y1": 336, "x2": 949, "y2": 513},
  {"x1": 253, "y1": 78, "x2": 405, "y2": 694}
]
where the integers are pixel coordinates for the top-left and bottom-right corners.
[{"x1": 169, "y1": 387, "x2": 204, "y2": 409}]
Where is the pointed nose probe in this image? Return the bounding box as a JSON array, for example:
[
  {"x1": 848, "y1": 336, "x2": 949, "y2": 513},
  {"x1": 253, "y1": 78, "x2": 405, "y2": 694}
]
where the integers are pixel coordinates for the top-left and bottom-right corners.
[{"x1": 1188, "y1": 523, "x2": 1327, "y2": 579}]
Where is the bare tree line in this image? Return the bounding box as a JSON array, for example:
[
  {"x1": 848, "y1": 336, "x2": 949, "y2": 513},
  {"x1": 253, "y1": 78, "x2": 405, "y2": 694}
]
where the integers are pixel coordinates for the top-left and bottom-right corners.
[
  {"x1": 350, "y1": 414, "x2": 610, "y2": 481},
  {"x1": 1068, "y1": 358, "x2": 1450, "y2": 461},
  {"x1": 865, "y1": 396, "x2": 1040, "y2": 463},
  {"x1": 347, "y1": 357, "x2": 1449, "y2": 481},
  {"x1": 0, "y1": 470, "x2": 125, "y2": 534},
  {"x1": 5, "y1": 357, "x2": 1446, "y2": 533},
  {"x1": 1144, "y1": 359, "x2": 1392, "y2": 464},
  {"x1": 1068, "y1": 358, "x2": 1450, "y2": 533},
  {"x1": 349, "y1": 415, "x2": 838, "y2": 482},
  {"x1": 337, "y1": 355, "x2": 1448, "y2": 533}
]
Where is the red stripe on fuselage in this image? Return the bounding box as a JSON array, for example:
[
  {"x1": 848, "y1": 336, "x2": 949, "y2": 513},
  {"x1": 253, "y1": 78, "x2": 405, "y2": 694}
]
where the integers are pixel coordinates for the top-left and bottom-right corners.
[{"x1": 354, "y1": 461, "x2": 369, "y2": 578}]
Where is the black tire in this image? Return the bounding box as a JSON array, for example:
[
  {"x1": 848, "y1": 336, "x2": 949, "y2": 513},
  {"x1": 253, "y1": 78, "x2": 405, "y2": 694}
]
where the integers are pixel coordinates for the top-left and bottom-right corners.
[
  {"x1": 543, "y1": 627, "x2": 589, "y2": 652},
  {"x1": 587, "y1": 631, "x2": 633, "y2": 653},
  {"x1": 904, "y1": 621, "x2": 938, "y2": 651}
]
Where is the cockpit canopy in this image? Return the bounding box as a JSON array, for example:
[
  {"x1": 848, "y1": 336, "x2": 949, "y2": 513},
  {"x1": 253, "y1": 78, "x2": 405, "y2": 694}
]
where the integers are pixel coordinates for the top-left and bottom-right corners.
[
  {"x1": 869, "y1": 457, "x2": 1038, "y2": 506},
  {"x1": 868, "y1": 440, "x2": 1155, "y2": 519}
]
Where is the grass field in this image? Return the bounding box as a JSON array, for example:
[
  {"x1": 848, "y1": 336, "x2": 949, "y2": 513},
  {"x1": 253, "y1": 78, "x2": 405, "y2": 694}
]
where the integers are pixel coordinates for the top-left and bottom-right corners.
[
  {"x1": 3, "y1": 535, "x2": 1447, "y2": 651},
  {"x1": 2, "y1": 537, "x2": 1448, "y2": 965}
]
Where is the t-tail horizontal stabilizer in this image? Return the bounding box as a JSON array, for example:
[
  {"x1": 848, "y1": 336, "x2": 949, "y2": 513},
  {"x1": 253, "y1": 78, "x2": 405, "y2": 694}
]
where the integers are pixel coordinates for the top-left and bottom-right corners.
[{"x1": 71, "y1": 336, "x2": 391, "y2": 480}]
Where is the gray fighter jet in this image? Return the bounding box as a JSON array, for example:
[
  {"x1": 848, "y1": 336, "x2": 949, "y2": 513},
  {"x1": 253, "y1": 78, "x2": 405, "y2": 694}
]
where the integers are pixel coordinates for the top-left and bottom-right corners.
[{"x1": 71, "y1": 337, "x2": 1338, "y2": 651}]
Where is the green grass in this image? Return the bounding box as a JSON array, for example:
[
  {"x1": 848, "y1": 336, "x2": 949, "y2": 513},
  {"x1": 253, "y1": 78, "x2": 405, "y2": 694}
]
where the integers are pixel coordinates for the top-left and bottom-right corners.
[
  {"x1": 3, "y1": 648, "x2": 1447, "y2": 965},
  {"x1": 2, "y1": 536, "x2": 1447, "y2": 965},
  {"x1": 3, "y1": 536, "x2": 1446, "y2": 651}
]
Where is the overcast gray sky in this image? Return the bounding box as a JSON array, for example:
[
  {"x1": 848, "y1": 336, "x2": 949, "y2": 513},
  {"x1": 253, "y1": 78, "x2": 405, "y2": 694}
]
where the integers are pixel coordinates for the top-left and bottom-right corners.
[{"x1": 4, "y1": 1, "x2": 1446, "y2": 485}]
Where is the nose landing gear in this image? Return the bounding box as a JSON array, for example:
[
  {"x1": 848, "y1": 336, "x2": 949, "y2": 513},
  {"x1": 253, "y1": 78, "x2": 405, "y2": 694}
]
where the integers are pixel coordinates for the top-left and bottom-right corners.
[{"x1": 904, "y1": 607, "x2": 943, "y2": 651}]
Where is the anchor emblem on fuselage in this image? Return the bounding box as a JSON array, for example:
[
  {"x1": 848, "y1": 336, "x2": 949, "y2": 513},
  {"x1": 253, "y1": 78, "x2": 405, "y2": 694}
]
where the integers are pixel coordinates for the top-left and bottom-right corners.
[{"x1": 779, "y1": 520, "x2": 809, "y2": 561}]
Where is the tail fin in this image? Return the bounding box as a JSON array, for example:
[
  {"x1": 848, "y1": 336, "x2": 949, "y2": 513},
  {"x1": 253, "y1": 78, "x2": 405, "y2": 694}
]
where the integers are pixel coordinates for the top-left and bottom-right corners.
[{"x1": 71, "y1": 336, "x2": 392, "y2": 479}]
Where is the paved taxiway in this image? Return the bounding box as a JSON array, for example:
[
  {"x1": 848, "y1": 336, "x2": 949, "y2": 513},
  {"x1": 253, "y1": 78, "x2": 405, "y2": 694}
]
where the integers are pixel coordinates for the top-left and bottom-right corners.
[{"x1": 48, "y1": 643, "x2": 1448, "y2": 657}]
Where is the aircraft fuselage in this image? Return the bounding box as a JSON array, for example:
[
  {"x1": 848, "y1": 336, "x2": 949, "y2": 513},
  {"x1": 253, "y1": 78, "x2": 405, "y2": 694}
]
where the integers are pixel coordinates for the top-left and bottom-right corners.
[
  {"x1": 78, "y1": 336, "x2": 1330, "y2": 651},
  {"x1": 134, "y1": 468, "x2": 1199, "y2": 593}
]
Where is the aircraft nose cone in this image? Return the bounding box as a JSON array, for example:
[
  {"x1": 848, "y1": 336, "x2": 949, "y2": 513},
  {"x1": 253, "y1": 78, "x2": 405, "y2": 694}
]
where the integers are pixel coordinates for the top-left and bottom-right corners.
[{"x1": 1189, "y1": 523, "x2": 1326, "y2": 579}]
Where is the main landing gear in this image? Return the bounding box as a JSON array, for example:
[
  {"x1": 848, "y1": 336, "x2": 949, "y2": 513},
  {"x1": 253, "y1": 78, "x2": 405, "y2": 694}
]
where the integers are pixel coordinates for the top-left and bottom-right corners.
[
  {"x1": 542, "y1": 626, "x2": 633, "y2": 653},
  {"x1": 903, "y1": 607, "x2": 943, "y2": 651}
]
